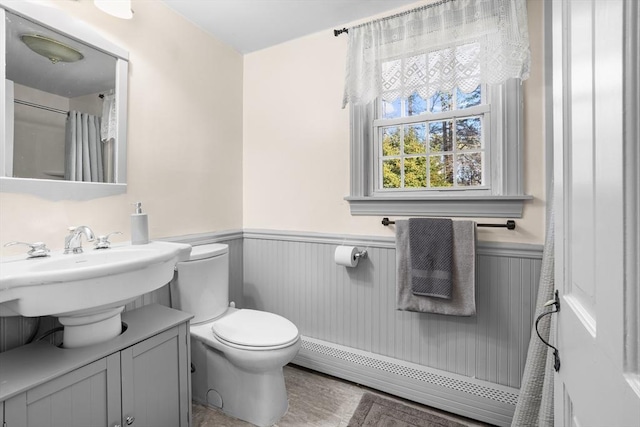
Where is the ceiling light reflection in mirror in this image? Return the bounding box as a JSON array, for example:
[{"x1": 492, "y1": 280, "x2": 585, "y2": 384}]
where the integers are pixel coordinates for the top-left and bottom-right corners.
[{"x1": 20, "y1": 34, "x2": 84, "y2": 64}]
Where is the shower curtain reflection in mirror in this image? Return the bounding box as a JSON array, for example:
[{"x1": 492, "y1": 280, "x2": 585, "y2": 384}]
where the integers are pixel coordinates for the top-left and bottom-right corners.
[
  {"x1": 65, "y1": 111, "x2": 101, "y2": 182},
  {"x1": 64, "y1": 111, "x2": 113, "y2": 182}
]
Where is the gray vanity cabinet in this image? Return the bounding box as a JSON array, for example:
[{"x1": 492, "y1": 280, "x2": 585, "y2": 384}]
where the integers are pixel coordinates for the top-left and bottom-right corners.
[
  {"x1": 0, "y1": 304, "x2": 192, "y2": 427},
  {"x1": 3, "y1": 354, "x2": 122, "y2": 426},
  {"x1": 120, "y1": 326, "x2": 191, "y2": 427}
]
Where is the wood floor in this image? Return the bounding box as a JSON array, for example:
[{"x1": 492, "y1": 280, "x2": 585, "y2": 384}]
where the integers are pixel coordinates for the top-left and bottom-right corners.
[{"x1": 192, "y1": 364, "x2": 489, "y2": 427}]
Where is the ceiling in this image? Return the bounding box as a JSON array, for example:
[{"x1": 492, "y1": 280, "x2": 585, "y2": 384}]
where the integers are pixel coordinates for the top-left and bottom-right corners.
[{"x1": 160, "y1": 0, "x2": 417, "y2": 54}]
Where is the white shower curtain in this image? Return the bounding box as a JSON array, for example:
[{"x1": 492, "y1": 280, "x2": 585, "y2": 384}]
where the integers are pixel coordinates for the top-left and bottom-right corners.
[
  {"x1": 64, "y1": 111, "x2": 104, "y2": 182},
  {"x1": 511, "y1": 204, "x2": 555, "y2": 426}
]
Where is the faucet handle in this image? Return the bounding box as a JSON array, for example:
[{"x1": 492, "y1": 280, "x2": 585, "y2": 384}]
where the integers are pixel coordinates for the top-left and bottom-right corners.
[
  {"x1": 94, "y1": 231, "x2": 122, "y2": 249},
  {"x1": 4, "y1": 241, "x2": 50, "y2": 258}
]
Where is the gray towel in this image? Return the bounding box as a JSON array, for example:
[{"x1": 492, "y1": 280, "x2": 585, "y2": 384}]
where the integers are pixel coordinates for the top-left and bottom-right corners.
[
  {"x1": 396, "y1": 220, "x2": 476, "y2": 316},
  {"x1": 409, "y1": 218, "x2": 453, "y2": 299}
]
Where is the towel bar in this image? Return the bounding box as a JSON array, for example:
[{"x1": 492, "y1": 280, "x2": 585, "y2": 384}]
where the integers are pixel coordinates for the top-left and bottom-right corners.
[{"x1": 381, "y1": 217, "x2": 516, "y2": 230}]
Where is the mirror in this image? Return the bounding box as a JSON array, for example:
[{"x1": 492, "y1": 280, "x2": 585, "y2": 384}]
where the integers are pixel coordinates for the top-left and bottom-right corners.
[{"x1": 0, "y1": 1, "x2": 128, "y2": 200}]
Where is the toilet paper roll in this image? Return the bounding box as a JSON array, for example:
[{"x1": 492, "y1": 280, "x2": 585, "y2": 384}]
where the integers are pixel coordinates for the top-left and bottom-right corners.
[{"x1": 335, "y1": 246, "x2": 359, "y2": 267}]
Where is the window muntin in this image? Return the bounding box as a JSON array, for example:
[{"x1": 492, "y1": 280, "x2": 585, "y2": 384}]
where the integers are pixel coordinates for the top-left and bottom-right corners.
[{"x1": 376, "y1": 83, "x2": 489, "y2": 193}]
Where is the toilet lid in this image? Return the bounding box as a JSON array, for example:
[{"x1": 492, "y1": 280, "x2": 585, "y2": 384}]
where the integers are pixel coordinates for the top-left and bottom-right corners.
[
  {"x1": 211, "y1": 309, "x2": 299, "y2": 348},
  {"x1": 189, "y1": 243, "x2": 228, "y2": 261}
]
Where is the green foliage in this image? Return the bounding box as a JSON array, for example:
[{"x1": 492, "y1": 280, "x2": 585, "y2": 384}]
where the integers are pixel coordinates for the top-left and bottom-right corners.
[
  {"x1": 429, "y1": 155, "x2": 453, "y2": 187},
  {"x1": 383, "y1": 159, "x2": 400, "y2": 188},
  {"x1": 382, "y1": 127, "x2": 400, "y2": 156},
  {"x1": 404, "y1": 157, "x2": 426, "y2": 187}
]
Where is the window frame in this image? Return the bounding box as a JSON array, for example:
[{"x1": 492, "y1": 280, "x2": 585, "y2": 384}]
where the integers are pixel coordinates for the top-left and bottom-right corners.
[
  {"x1": 374, "y1": 87, "x2": 491, "y2": 194},
  {"x1": 345, "y1": 79, "x2": 532, "y2": 218}
]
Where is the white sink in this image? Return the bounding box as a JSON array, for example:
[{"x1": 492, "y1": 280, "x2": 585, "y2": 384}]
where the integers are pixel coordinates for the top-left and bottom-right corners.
[{"x1": 0, "y1": 241, "x2": 191, "y2": 348}]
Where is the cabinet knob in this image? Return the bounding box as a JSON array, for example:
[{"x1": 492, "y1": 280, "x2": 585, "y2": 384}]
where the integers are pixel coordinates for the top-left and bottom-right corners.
[{"x1": 126, "y1": 416, "x2": 135, "y2": 425}]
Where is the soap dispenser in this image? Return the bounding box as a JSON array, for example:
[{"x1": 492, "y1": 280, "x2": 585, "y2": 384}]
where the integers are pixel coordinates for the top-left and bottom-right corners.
[{"x1": 131, "y1": 202, "x2": 149, "y2": 245}]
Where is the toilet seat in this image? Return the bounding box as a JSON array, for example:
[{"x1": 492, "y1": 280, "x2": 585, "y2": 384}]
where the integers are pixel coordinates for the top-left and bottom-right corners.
[{"x1": 211, "y1": 309, "x2": 299, "y2": 350}]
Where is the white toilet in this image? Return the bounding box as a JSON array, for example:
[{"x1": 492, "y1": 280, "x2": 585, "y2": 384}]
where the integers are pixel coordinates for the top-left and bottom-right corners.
[{"x1": 170, "y1": 244, "x2": 301, "y2": 426}]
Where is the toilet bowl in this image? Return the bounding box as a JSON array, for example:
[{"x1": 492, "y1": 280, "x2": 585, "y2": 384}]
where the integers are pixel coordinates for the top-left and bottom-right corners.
[
  {"x1": 170, "y1": 244, "x2": 300, "y2": 426},
  {"x1": 190, "y1": 309, "x2": 301, "y2": 426}
]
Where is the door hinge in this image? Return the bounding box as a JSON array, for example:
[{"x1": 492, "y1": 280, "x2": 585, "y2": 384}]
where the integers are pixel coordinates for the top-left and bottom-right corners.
[{"x1": 536, "y1": 290, "x2": 561, "y2": 372}]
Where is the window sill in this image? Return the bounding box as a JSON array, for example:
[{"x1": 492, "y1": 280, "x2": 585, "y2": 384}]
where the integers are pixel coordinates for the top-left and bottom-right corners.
[{"x1": 345, "y1": 195, "x2": 533, "y2": 218}]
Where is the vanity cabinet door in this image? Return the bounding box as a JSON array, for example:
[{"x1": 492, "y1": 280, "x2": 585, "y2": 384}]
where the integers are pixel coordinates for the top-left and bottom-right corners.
[
  {"x1": 120, "y1": 324, "x2": 190, "y2": 427},
  {"x1": 3, "y1": 353, "x2": 122, "y2": 427}
]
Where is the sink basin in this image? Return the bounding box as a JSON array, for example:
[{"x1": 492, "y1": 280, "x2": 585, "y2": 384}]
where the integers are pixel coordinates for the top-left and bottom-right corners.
[{"x1": 0, "y1": 241, "x2": 191, "y2": 348}]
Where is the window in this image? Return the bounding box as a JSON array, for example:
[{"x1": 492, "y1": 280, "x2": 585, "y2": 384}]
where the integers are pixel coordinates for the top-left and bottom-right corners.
[
  {"x1": 346, "y1": 77, "x2": 530, "y2": 218},
  {"x1": 341, "y1": 0, "x2": 532, "y2": 218},
  {"x1": 377, "y1": 84, "x2": 487, "y2": 192}
]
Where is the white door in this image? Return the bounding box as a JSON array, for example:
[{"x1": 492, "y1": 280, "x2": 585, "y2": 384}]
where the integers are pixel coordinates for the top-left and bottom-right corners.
[{"x1": 552, "y1": 0, "x2": 640, "y2": 425}]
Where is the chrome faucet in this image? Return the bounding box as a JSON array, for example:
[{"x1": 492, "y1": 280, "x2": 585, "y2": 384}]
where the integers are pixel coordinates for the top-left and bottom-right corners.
[{"x1": 64, "y1": 226, "x2": 96, "y2": 254}]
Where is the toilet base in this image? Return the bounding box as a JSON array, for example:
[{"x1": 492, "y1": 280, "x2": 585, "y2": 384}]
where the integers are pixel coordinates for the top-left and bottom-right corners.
[{"x1": 191, "y1": 337, "x2": 291, "y2": 427}]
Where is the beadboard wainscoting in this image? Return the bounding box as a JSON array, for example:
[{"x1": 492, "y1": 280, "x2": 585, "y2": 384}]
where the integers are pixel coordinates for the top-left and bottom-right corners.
[
  {"x1": 242, "y1": 230, "x2": 543, "y2": 426},
  {"x1": 0, "y1": 229, "x2": 542, "y2": 425}
]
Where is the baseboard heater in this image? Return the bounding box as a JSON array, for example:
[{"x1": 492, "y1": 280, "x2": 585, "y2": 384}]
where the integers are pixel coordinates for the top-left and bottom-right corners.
[{"x1": 292, "y1": 336, "x2": 519, "y2": 427}]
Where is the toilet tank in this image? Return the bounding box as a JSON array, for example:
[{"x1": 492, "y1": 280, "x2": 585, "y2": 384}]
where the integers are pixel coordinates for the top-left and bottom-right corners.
[{"x1": 170, "y1": 243, "x2": 229, "y2": 324}]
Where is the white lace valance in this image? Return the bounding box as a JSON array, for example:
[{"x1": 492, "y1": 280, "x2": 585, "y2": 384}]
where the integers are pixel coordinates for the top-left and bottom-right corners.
[{"x1": 342, "y1": 0, "x2": 531, "y2": 108}]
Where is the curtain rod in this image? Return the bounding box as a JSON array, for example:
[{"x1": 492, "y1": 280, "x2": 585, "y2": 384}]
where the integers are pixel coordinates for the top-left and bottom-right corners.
[
  {"x1": 14, "y1": 99, "x2": 68, "y2": 115},
  {"x1": 333, "y1": 0, "x2": 456, "y2": 37},
  {"x1": 14, "y1": 93, "x2": 106, "y2": 115}
]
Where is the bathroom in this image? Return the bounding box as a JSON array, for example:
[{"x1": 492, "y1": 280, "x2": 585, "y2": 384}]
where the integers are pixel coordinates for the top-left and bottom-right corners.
[{"x1": 1, "y1": 0, "x2": 638, "y2": 426}]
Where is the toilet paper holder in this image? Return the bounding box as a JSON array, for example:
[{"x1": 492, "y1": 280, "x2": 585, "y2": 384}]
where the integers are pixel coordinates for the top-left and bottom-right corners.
[
  {"x1": 354, "y1": 249, "x2": 368, "y2": 259},
  {"x1": 335, "y1": 245, "x2": 368, "y2": 267}
]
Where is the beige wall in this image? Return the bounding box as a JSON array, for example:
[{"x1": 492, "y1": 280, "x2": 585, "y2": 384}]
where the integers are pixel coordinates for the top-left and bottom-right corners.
[
  {"x1": 0, "y1": 0, "x2": 546, "y2": 255},
  {"x1": 243, "y1": 0, "x2": 546, "y2": 244},
  {"x1": 0, "y1": 0, "x2": 244, "y2": 255}
]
